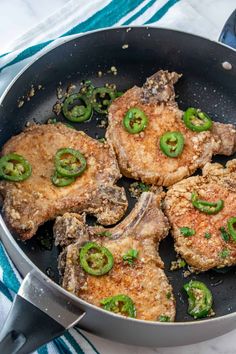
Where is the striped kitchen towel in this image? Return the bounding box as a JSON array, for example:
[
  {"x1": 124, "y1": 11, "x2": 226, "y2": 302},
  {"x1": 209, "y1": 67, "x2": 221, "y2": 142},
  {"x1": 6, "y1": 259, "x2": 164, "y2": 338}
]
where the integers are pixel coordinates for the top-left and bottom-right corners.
[
  {"x1": 0, "y1": 0, "x2": 181, "y2": 95},
  {"x1": 0, "y1": 1, "x2": 235, "y2": 353},
  {"x1": 2, "y1": 0, "x2": 235, "y2": 96}
]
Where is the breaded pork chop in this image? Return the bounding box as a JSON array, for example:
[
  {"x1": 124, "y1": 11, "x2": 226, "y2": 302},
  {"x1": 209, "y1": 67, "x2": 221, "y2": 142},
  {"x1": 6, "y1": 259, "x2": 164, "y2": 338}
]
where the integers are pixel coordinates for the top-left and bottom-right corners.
[
  {"x1": 0, "y1": 123, "x2": 127, "y2": 240},
  {"x1": 107, "y1": 70, "x2": 236, "y2": 186},
  {"x1": 164, "y1": 160, "x2": 236, "y2": 271},
  {"x1": 54, "y1": 191, "x2": 175, "y2": 321}
]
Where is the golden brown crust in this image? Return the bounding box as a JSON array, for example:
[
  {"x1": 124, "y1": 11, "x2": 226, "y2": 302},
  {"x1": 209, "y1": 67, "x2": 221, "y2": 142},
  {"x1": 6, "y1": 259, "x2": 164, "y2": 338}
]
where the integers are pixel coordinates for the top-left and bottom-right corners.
[
  {"x1": 164, "y1": 159, "x2": 236, "y2": 271},
  {"x1": 55, "y1": 192, "x2": 175, "y2": 321},
  {"x1": 141, "y1": 70, "x2": 181, "y2": 104},
  {"x1": 211, "y1": 122, "x2": 236, "y2": 156},
  {"x1": 107, "y1": 70, "x2": 236, "y2": 186},
  {"x1": 0, "y1": 123, "x2": 127, "y2": 239}
]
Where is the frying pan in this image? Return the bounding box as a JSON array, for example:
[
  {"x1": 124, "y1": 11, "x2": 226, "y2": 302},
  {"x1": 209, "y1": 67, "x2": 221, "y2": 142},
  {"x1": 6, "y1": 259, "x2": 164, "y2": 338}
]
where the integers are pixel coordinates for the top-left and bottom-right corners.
[{"x1": 0, "y1": 10, "x2": 236, "y2": 354}]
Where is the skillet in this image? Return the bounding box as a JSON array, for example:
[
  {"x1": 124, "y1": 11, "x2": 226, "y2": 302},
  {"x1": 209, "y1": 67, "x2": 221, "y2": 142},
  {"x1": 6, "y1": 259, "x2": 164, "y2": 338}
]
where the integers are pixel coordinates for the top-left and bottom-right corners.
[{"x1": 0, "y1": 10, "x2": 236, "y2": 354}]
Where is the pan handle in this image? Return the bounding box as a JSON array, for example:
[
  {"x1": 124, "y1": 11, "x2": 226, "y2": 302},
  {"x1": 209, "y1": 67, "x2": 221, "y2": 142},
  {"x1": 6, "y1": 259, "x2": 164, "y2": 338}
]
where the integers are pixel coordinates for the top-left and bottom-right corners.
[
  {"x1": 219, "y1": 9, "x2": 236, "y2": 48},
  {"x1": 0, "y1": 270, "x2": 85, "y2": 354}
]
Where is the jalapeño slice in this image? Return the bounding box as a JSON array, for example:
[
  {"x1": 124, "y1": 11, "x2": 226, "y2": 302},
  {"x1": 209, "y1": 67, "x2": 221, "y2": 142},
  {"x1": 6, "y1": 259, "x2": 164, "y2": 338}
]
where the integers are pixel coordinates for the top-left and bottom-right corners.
[
  {"x1": 0, "y1": 153, "x2": 32, "y2": 182},
  {"x1": 80, "y1": 242, "x2": 114, "y2": 276},
  {"x1": 183, "y1": 280, "x2": 213, "y2": 319},
  {"x1": 191, "y1": 192, "x2": 224, "y2": 215},
  {"x1": 91, "y1": 87, "x2": 116, "y2": 114},
  {"x1": 62, "y1": 94, "x2": 92, "y2": 122},
  {"x1": 123, "y1": 107, "x2": 148, "y2": 134},
  {"x1": 55, "y1": 148, "x2": 86, "y2": 178},
  {"x1": 183, "y1": 108, "x2": 212, "y2": 132},
  {"x1": 227, "y1": 217, "x2": 236, "y2": 242},
  {"x1": 51, "y1": 170, "x2": 75, "y2": 187},
  {"x1": 101, "y1": 294, "x2": 136, "y2": 318},
  {"x1": 160, "y1": 131, "x2": 184, "y2": 158}
]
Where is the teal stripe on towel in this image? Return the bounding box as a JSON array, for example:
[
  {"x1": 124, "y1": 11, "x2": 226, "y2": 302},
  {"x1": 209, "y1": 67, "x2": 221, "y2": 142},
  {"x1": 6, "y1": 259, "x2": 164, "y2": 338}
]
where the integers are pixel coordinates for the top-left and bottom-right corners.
[
  {"x1": 0, "y1": 0, "x2": 180, "y2": 72},
  {"x1": 0, "y1": 243, "x2": 20, "y2": 292},
  {"x1": 63, "y1": 0, "x2": 144, "y2": 36},
  {"x1": 0, "y1": 0, "x2": 144, "y2": 72},
  {"x1": 37, "y1": 346, "x2": 49, "y2": 354},
  {"x1": 64, "y1": 331, "x2": 85, "y2": 354},
  {"x1": 75, "y1": 328, "x2": 100, "y2": 354},
  {"x1": 54, "y1": 338, "x2": 73, "y2": 354},
  {"x1": 0, "y1": 52, "x2": 10, "y2": 58},
  {"x1": 0, "y1": 40, "x2": 52, "y2": 72},
  {"x1": 145, "y1": 0, "x2": 180, "y2": 23},
  {"x1": 0, "y1": 281, "x2": 13, "y2": 301},
  {"x1": 123, "y1": 0, "x2": 157, "y2": 25}
]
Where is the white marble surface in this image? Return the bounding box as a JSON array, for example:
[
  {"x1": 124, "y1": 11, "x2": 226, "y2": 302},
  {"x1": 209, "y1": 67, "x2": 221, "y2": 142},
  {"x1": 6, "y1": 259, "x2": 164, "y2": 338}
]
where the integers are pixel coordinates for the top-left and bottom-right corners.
[{"x1": 0, "y1": 1, "x2": 236, "y2": 354}]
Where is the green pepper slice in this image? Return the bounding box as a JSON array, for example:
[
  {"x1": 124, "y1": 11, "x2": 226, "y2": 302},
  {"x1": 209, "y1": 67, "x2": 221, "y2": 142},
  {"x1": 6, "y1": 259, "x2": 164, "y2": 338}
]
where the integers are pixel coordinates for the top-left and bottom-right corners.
[
  {"x1": 219, "y1": 227, "x2": 230, "y2": 242},
  {"x1": 159, "y1": 315, "x2": 171, "y2": 322},
  {"x1": 0, "y1": 153, "x2": 32, "y2": 182},
  {"x1": 62, "y1": 94, "x2": 92, "y2": 122},
  {"x1": 80, "y1": 242, "x2": 114, "y2": 276},
  {"x1": 160, "y1": 131, "x2": 184, "y2": 157},
  {"x1": 183, "y1": 108, "x2": 212, "y2": 132},
  {"x1": 204, "y1": 232, "x2": 212, "y2": 239},
  {"x1": 180, "y1": 227, "x2": 195, "y2": 237},
  {"x1": 51, "y1": 170, "x2": 75, "y2": 187},
  {"x1": 219, "y1": 249, "x2": 230, "y2": 258},
  {"x1": 100, "y1": 294, "x2": 136, "y2": 318},
  {"x1": 123, "y1": 108, "x2": 148, "y2": 134},
  {"x1": 123, "y1": 249, "x2": 139, "y2": 265},
  {"x1": 80, "y1": 80, "x2": 95, "y2": 97},
  {"x1": 191, "y1": 192, "x2": 224, "y2": 214},
  {"x1": 183, "y1": 280, "x2": 213, "y2": 319},
  {"x1": 227, "y1": 217, "x2": 236, "y2": 242},
  {"x1": 91, "y1": 87, "x2": 116, "y2": 114},
  {"x1": 55, "y1": 148, "x2": 86, "y2": 178}
]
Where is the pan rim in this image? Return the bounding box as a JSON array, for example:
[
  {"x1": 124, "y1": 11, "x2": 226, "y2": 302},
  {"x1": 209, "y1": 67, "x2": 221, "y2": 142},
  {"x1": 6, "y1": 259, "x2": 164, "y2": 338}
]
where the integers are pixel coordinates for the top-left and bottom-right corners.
[
  {"x1": 0, "y1": 25, "x2": 236, "y2": 326},
  {"x1": 0, "y1": 24, "x2": 235, "y2": 105}
]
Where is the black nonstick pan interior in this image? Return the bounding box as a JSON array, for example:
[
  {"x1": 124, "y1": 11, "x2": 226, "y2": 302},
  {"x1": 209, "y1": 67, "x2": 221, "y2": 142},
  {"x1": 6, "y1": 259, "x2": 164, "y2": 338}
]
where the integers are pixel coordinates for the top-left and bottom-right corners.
[{"x1": 0, "y1": 27, "x2": 236, "y2": 322}]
